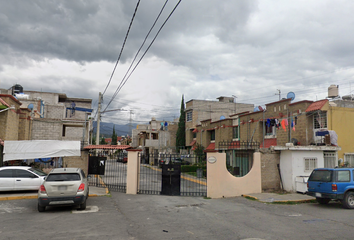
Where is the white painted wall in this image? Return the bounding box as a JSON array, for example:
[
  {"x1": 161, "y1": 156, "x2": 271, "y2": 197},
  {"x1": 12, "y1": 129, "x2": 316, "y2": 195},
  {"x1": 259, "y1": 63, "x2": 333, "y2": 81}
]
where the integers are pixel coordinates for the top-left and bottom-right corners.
[{"x1": 280, "y1": 150, "x2": 325, "y2": 192}]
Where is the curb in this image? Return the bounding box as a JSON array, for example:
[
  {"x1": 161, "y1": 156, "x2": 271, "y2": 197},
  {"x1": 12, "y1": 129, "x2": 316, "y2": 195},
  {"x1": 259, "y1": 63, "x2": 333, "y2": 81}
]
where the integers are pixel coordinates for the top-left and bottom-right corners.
[
  {"x1": 242, "y1": 194, "x2": 315, "y2": 203},
  {"x1": 0, "y1": 187, "x2": 110, "y2": 201}
]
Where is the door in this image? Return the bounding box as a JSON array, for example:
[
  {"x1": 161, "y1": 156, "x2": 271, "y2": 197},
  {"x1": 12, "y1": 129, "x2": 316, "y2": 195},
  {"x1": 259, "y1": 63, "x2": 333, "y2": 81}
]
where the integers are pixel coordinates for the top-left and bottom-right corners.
[
  {"x1": 0, "y1": 169, "x2": 15, "y2": 191},
  {"x1": 15, "y1": 169, "x2": 41, "y2": 190},
  {"x1": 161, "y1": 164, "x2": 181, "y2": 196}
]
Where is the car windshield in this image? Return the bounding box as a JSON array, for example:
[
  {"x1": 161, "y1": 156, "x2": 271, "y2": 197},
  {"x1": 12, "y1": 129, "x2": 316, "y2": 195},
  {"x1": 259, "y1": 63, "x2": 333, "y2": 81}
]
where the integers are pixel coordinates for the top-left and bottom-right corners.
[
  {"x1": 309, "y1": 170, "x2": 333, "y2": 182},
  {"x1": 46, "y1": 173, "x2": 81, "y2": 181},
  {"x1": 29, "y1": 168, "x2": 47, "y2": 176}
]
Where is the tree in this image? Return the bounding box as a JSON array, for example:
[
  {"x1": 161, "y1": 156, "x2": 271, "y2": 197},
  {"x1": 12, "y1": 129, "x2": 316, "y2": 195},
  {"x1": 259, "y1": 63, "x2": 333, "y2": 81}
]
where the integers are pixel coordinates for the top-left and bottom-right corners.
[
  {"x1": 112, "y1": 126, "x2": 117, "y2": 145},
  {"x1": 176, "y1": 95, "x2": 186, "y2": 153},
  {"x1": 99, "y1": 136, "x2": 106, "y2": 145}
]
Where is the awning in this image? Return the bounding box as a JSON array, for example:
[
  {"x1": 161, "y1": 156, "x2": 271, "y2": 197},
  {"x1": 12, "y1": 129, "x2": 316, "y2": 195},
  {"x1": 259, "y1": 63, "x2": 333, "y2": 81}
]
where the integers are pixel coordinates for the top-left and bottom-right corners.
[
  {"x1": 205, "y1": 142, "x2": 215, "y2": 152},
  {"x1": 189, "y1": 140, "x2": 196, "y2": 146},
  {"x1": 4, "y1": 140, "x2": 81, "y2": 161}
]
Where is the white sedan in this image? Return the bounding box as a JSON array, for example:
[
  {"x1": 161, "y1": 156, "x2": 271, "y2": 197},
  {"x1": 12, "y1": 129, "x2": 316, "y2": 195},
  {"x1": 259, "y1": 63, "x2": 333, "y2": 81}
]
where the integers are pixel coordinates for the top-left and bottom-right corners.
[{"x1": 0, "y1": 166, "x2": 47, "y2": 191}]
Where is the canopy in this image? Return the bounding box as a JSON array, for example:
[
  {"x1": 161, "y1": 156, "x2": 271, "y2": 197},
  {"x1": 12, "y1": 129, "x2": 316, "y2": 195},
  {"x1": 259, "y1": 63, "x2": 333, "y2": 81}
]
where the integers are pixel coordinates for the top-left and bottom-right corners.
[{"x1": 3, "y1": 140, "x2": 81, "y2": 161}]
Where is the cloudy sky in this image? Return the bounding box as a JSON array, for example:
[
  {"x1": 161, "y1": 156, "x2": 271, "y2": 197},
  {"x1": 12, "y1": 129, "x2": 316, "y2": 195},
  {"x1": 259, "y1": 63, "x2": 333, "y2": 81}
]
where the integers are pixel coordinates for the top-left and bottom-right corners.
[{"x1": 1, "y1": 0, "x2": 354, "y2": 126}]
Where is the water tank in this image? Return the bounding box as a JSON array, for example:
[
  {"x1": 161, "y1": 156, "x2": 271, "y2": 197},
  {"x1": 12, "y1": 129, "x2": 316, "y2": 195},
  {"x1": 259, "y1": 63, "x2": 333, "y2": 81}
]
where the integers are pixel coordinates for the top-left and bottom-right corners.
[
  {"x1": 328, "y1": 85, "x2": 339, "y2": 98},
  {"x1": 12, "y1": 84, "x2": 23, "y2": 94}
]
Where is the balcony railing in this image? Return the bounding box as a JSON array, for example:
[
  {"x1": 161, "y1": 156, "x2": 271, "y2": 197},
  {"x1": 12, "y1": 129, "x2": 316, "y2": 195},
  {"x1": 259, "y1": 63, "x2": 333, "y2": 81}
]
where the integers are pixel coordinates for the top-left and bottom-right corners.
[{"x1": 218, "y1": 141, "x2": 260, "y2": 150}]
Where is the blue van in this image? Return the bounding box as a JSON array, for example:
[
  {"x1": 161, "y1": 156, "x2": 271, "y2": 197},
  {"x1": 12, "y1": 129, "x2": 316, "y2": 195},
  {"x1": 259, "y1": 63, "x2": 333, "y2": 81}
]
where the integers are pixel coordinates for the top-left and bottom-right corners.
[{"x1": 307, "y1": 168, "x2": 354, "y2": 209}]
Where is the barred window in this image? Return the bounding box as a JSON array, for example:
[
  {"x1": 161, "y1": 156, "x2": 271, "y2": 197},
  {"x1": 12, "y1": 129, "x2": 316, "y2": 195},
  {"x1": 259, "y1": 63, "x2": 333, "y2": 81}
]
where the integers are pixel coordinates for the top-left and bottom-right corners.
[
  {"x1": 305, "y1": 158, "x2": 317, "y2": 171},
  {"x1": 314, "y1": 112, "x2": 327, "y2": 129},
  {"x1": 233, "y1": 126, "x2": 239, "y2": 139},
  {"x1": 186, "y1": 111, "x2": 193, "y2": 122},
  {"x1": 210, "y1": 130, "x2": 215, "y2": 141}
]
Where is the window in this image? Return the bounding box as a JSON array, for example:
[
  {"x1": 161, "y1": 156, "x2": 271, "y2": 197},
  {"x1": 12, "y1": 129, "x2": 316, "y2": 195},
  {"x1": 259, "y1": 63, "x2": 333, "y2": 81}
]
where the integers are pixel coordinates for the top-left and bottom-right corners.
[
  {"x1": 193, "y1": 132, "x2": 197, "y2": 138},
  {"x1": 324, "y1": 152, "x2": 336, "y2": 168},
  {"x1": 210, "y1": 130, "x2": 215, "y2": 141},
  {"x1": 314, "y1": 112, "x2": 327, "y2": 129},
  {"x1": 186, "y1": 111, "x2": 193, "y2": 122},
  {"x1": 344, "y1": 153, "x2": 354, "y2": 167},
  {"x1": 233, "y1": 126, "x2": 239, "y2": 139},
  {"x1": 284, "y1": 105, "x2": 287, "y2": 110},
  {"x1": 46, "y1": 173, "x2": 81, "y2": 181},
  {"x1": 265, "y1": 124, "x2": 275, "y2": 136},
  {"x1": 305, "y1": 158, "x2": 317, "y2": 171},
  {"x1": 0, "y1": 169, "x2": 13, "y2": 178},
  {"x1": 16, "y1": 170, "x2": 36, "y2": 178},
  {"x1": 274, "y1": 107, "x2": 276, "y2": 112},
  {"x1": 336, "y1": 171, "x2": 350, "y2": 182}
]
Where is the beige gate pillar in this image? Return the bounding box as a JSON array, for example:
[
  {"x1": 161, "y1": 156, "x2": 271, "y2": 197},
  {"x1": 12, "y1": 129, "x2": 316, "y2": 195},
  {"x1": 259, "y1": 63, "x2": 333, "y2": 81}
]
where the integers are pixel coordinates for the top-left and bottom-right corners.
[
  {"x1": 126, "y1": 149, "x2": 142, "y2": 194},
  {"x1": 207, "y1": 152, "x2": 262, "y2": 198}
]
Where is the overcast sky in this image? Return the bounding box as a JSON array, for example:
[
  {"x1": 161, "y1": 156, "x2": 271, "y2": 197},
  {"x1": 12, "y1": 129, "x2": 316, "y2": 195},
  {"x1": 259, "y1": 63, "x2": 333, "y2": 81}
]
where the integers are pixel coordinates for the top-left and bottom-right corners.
[{"x1": 1, "y1": 0, "x2": 354, "y2": 126}]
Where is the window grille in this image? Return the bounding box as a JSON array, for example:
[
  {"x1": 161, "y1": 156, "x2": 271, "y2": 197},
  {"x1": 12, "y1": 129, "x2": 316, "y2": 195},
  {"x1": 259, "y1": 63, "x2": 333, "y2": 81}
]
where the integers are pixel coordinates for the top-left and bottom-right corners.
[
  {"x1": 186, "y1": 111, "x2": 193, "y2": 122},
  {"x1": 304, "y1": 158, "x2": 317, "y2": 171},
  {"x1": 345, "y1": 153, "x2": 354, "y2": 167},
  {"x1": 233, "y1": 126, "x2": 239, "y2": 139},
  {"x1": 314, "y1": 112, "x2": 327, "y2": 129}
]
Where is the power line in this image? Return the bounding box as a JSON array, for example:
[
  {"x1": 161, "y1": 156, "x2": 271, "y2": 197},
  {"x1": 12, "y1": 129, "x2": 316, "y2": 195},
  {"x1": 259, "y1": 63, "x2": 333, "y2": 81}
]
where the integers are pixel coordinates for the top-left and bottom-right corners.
[
  {"x1": 102, "y1": 0, "x2": 141, "y2": 96},
  {"x1": 103, "y1": 0, "x2": 182, "y2": 112}
]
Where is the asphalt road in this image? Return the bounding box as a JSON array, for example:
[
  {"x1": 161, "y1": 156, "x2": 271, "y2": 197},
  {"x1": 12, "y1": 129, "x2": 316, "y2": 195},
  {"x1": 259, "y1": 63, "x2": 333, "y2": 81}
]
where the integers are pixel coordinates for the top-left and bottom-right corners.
[{"x1": 1, "y1": 192, "x2": 354, "y2": 240}]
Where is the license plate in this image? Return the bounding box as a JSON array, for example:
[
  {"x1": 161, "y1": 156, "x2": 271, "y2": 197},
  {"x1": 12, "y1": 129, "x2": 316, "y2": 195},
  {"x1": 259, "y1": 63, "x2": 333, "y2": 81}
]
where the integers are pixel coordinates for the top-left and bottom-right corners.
[
  {"x1": 315, "y1": 192, "x2": 322, "y2": 197},
  {"x1": 58, "y1": 186, "x2": 67, "y2": 191}
]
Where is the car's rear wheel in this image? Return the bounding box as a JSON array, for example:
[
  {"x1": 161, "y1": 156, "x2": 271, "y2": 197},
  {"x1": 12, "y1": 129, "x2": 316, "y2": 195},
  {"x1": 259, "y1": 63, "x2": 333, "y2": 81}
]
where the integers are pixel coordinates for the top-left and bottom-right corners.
[
  {"x1": 316, "y1": 197, "x2": 330, "y2": 205},
  {"x1": 342, "y1": 191, "x2": 354, "y2": 209},
  {"x1": 78, "y1": 200, "x2": 86, "y2": 210},
  {"x1": 38, "y1": 204, "x2": 45, "y2": 212}
]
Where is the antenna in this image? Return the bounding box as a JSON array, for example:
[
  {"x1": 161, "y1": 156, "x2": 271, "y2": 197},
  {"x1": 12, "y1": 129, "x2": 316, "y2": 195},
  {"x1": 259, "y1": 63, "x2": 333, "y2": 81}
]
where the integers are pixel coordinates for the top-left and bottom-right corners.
[
  {"x1": 286, "y1": 92, "x2": 295, "y2": 101},
  {"x1": 275, "y1": 89, "x2": 281, "y2": 100}
]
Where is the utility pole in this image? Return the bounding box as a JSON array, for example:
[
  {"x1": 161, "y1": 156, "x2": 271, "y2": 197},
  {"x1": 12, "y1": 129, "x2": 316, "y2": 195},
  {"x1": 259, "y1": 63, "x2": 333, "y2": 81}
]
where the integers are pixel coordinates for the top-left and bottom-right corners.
[
  {"x1": 96, "y1": 92, "x2": 102, "y2": 145},
  {"x1": 275, "y1": 89, "x2": 281, "y2": 101},
  {"x1": 129, "y1": 110, "x2": 134, "y2": 137}
]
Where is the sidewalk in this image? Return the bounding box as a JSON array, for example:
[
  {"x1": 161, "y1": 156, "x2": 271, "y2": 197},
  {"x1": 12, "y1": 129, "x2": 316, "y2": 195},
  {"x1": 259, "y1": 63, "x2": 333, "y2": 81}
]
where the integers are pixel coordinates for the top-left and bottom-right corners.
[
  {"x1": 0, "y1": 186, "x2": 109, "y2": 201},
  {"x1": 242, "y1": 192, "x2": 315, "y2": 203}
]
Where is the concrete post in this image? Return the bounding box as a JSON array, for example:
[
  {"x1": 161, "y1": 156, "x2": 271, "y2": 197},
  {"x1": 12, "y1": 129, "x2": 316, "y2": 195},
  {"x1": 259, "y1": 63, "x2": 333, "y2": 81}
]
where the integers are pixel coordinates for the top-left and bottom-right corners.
[{"x1": 126, "y1": 150, "x2": 141, "y2": 194}]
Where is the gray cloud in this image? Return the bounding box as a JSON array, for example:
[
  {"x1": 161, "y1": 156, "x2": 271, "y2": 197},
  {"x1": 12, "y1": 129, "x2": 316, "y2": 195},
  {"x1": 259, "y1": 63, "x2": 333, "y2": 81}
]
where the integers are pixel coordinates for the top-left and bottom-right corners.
[{"x1": 1, "y1": 0, "x2": 354, "y2": 124}]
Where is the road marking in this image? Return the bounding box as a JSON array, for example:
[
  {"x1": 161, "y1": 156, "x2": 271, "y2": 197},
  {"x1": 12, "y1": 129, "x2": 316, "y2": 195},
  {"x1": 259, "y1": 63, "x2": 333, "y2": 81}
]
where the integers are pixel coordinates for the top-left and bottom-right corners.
[{"x1": 72, "y1": 206, "x2": 99, "y2": 214}]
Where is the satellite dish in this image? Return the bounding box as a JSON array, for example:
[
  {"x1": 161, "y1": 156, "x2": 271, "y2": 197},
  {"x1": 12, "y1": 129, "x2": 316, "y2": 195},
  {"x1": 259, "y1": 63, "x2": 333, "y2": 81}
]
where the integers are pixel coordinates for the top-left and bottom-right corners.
[
  {"x1": 287, "y1": 92, "x2": 295, "y2": 101},
  {"x1": 220, "y1": 115, "x2": 226, "y2": 120},
  {"x1": 28, "y1": 103, "x2": 34, "y2": 110}
]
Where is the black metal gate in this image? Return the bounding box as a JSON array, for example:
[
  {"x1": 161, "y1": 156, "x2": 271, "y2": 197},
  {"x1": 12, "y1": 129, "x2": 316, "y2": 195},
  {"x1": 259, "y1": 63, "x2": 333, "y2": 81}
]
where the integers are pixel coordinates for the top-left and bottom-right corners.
[
  {"x1": 88, "y1": 153, "x2": 127, "y2": 193},
  {"x1": 161, "y1": 163, "x2": 181, "y2": 196},
  {"x1": 138, "y1": 153, "x2": 206, "y2": 197}
]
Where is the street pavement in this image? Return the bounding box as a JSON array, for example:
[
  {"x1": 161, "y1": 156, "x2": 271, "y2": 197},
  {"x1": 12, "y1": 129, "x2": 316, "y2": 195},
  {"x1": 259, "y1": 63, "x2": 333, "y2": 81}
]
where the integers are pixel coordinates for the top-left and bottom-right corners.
[{"x1": 2, "y1": 189, "x2": 354, "y2": 240}]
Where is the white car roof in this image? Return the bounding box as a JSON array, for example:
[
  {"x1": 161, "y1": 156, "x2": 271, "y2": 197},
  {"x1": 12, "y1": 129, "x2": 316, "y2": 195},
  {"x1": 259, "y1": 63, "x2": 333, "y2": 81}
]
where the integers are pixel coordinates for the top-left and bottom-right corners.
[
  {"x1": 49, "y1": 168, "x2": 82, "y2": 174},
  {"x1": 0, "y1": 166, "x2": 32, "y2": 170}
]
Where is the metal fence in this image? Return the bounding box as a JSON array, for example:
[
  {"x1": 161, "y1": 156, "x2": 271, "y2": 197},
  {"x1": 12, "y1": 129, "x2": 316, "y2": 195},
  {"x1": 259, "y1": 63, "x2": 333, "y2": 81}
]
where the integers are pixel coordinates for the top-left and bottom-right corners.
[
  {"x1": 88, "y1": 152, "x2": 127, "y2": 193},
  {"x1": 138, "y1": 153, "x2": 207, "y2": 197}
]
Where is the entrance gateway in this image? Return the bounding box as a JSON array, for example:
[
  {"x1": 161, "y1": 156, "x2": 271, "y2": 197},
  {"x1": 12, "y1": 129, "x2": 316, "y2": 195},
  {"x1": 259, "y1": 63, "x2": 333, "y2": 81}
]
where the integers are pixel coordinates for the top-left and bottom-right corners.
[{"x1": 88, "y1": 152, "x2": 207, "y2": 197}]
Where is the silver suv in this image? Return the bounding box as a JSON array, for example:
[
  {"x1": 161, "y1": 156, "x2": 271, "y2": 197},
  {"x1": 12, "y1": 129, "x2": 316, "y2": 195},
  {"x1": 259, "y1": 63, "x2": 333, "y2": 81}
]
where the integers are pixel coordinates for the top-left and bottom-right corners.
[{"x1": 38, "y1": 168, "x2": 89, "y2": 212}]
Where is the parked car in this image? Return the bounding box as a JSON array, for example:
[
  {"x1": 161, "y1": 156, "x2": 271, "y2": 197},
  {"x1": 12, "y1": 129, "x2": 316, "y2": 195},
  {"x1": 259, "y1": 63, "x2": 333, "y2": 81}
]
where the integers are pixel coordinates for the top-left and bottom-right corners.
[
  {"x1": 117, "y1": 153, "x2": 128, "y2": 163},
  {"x1": 37, "y1": 168, "x2": 89, "y2": 212},
  {"x1": 0, "y1": 166, "x2": 47, "y2": 191},
  {"x1": 307, "y1": 167, "x2": 354, "y2": 208}
]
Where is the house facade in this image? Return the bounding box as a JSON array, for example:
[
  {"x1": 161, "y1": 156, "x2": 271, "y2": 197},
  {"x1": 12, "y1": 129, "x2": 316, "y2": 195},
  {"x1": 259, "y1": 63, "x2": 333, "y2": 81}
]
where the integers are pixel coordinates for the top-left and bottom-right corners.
[
  {"x1": 14, "y1": 88, "x2": 92, "y2": 145},
  {"x1": 131, "y1": 118, "x2": 178, "y2": 159},
  {"x1": 185, "y1": 96, "x2": 254, "y2": 149}
]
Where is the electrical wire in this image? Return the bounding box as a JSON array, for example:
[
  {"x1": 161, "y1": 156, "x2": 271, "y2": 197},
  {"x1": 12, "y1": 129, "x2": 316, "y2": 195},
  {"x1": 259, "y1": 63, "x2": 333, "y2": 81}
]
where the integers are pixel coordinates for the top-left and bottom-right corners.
[
  {"x1": 103, "y1": 0, "x2": 182, "y2": 112},
  {"x1": 102, "y1": 0, "x2": 141, "y2": 96}
]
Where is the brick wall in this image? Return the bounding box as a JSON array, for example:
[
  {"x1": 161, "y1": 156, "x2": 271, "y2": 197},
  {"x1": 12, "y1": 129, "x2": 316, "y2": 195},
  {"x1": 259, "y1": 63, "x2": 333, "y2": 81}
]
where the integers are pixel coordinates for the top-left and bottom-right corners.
[
  {"x1": 63, "y1": 151, "x2": 89, "y2": 175},
  {"x1": 32, "y1": 119, "x2": 63, "y2": 140},
  {"x1": 46, "y1": 105, "x2": 65, "y2": 119},
  {"x1": 260, "y1": 149, "x2": 281, "y2": 191}
]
